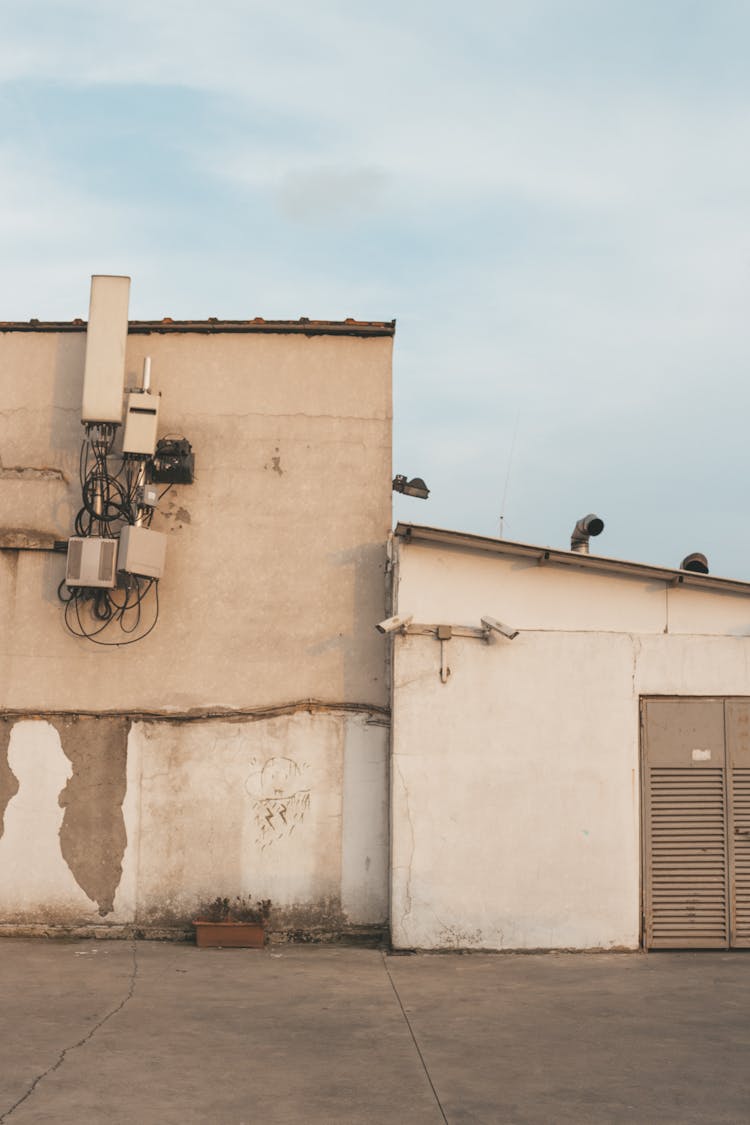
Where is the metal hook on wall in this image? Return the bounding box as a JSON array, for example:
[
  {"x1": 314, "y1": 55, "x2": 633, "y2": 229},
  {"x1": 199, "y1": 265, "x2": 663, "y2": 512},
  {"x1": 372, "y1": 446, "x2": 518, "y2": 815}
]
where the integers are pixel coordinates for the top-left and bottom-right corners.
[{"x1": 437, "y1": 625, "x2": 452, "y2": 683}]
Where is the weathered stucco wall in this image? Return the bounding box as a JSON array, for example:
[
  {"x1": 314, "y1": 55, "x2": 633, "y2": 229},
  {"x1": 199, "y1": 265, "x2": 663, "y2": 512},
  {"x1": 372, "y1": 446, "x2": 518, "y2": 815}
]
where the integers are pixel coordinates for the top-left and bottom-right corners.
[
  {"x1": 0, "y1": 324, "x2": 392, "y2": 937},
  {"x1": 390, "y1": 540, "x2": 750, "y2": 951},
  {"x1": 0, "y1": 711, "x2": 388, "y2": 937},
  {"x1": 0, "y1": 329, "x2": 392, "y2": 710}
]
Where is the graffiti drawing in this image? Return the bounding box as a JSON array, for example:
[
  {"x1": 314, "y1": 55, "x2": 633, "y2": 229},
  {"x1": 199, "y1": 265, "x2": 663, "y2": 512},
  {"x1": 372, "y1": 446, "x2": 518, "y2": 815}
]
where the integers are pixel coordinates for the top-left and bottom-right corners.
[{"x1": 245, "y1": 756, "x2": 311, "y2": 849}]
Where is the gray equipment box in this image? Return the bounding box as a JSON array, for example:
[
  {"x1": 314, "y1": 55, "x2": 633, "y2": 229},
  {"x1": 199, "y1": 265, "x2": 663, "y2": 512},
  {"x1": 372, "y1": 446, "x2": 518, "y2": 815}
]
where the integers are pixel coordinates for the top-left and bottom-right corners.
[
  {"x1": 66, "y1": 537, "x2": 118, "y2": 588},
  {"x1": 118, "y1": 525, "x2": 167, "y2": 579}
]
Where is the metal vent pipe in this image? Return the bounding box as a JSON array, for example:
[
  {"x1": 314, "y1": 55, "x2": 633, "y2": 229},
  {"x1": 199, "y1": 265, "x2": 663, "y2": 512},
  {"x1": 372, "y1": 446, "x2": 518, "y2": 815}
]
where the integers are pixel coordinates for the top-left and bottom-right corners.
[
  {"x1": 680, "y1": 552, "x2": 709, "y2": 574},
  {"x1": 570, "y1": 513, "x2": 604, "y2": 554}
]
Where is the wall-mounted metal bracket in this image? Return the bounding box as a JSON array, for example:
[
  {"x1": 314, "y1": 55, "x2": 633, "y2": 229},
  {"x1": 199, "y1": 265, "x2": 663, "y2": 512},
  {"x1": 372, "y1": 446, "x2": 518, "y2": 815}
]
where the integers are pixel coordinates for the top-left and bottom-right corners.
[
  {"x1": 436, "y1": 624, "x2": 452, "y2": 683},
  {"x1": 404, "y1": 622, "x2": 516, "y2": 682},
  {"x1": 406, "y1": 623, "x2": 486, "y2": 640}
]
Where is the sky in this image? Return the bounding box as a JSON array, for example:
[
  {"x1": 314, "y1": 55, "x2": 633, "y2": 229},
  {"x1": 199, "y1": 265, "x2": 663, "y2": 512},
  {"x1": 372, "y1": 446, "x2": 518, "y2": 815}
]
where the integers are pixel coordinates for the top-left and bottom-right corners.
[{"x1": 2, "y1": 1, "x2": 750, "y2": 575}]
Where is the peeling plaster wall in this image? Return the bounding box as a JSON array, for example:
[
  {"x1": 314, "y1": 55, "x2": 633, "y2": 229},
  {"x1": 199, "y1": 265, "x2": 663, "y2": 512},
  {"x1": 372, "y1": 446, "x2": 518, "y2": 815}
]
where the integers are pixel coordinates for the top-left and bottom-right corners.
[
  {"x1": 51, "y1": 715, "x2": 129, "y2": 916},
  {"x1": 0, "y1": 328, "x2": 392, "y2": 935},
  {"x1": 0, "y1": 711, "x2": 388, "y2": 935},
  {"x1": 0, "y1": 719, "x2": 120, "y2": 924},
  {"x1": 132, "y1": 711, "x2": 388, "y2": 931},
  {"x1": 391, "y1": 542, "x2": 750, "y2": 951},
  {"x1": 0, "y1": 717, "x2": 19, "y2": 838}
]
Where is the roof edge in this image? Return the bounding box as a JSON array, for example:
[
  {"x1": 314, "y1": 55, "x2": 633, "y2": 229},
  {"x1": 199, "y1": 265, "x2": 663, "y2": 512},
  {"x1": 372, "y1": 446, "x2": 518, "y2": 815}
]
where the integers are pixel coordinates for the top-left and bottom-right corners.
[
  {"x1": 394, "y1": 522, "x2": 750, "y2": 596},
  {"x1": 0, "y1": 318, "x2": 396, "y2": 338}
]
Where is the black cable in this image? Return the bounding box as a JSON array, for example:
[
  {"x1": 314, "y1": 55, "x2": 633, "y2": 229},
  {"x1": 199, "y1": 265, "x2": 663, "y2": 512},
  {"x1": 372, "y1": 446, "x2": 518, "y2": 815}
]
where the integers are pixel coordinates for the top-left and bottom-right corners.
[
  {"x1": 65, "y1": 596, "x2": 115, "y2": 639},
  {"x1": 69, "y1": 582, "x2": 160, "y2": 647},
  {"x1": 62, "y1": 428, "x2": 163, "y2": 645},
  {"x1": 120, "y1": 595, "x2": 142, "y2": 634},
  {"x1": 63, "y1": 581, "x2": 159, "y2": 645},
  {"x1": 57, "y1": 578, "x2": 75, "y2": 604},
  {"x1": 74, "y1": 425, "x2": 132, "y2": 537},
  {"x1": 92, "y1": 590, "x2": 113, "y2": 620},
  {"x1": 119, "y1": 577, "x2": 154, "y2": 634}
]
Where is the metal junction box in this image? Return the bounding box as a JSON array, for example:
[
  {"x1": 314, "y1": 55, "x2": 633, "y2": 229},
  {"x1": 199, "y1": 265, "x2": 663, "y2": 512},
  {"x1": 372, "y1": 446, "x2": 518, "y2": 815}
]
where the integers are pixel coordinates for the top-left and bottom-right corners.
[
  {"x1": 151, "y1": 437, "x2": 195, "y2": 484},
  {"x1": 118, "y1": 525, "x2": 167, "y2": 579},
  {"x1": 122, "y1": 390, "x2": 160, "y2": 456},
  {"x1": 66, "y1": 537, "x2": 118, "y2": 588}
]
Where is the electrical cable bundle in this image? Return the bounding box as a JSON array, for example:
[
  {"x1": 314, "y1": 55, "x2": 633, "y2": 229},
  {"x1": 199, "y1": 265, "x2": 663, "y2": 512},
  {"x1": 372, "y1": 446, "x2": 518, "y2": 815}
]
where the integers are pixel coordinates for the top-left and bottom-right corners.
[
  {"x1": 58, "y1": 425, "x2": 160, "y2": 645},
  {"x1": 59, "y1": 575, "x2": 159, "y2": 646},
  {"x1": 75, "y1": 424, "x2": 132, "y2": 534}
]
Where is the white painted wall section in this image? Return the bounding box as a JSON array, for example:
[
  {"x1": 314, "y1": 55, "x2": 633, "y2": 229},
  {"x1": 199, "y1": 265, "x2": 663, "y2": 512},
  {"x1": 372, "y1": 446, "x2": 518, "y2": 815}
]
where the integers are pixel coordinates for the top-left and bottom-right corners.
[
  {"x1": 341, "y1": 714, "x2": 389, "y2": 924},
  {"x1": 392, "y1": 632, "x2": 640, "y2": 950},
  {"x1": 0, "y1": 721, "x2": 102, "y2": 920},
  {"x1": 390, "y1": 533, "x2": 750, "y2": 950}
]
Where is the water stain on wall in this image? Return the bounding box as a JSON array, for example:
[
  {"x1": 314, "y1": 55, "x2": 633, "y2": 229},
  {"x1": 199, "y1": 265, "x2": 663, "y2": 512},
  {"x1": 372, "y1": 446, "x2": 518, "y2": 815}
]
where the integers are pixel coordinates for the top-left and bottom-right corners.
[
  {"x1": 0, "y1": 717, "x2": 20, "y2": 839},
  {"x1": 51, "y1": 716, "x2": 130, "y2": 916}
]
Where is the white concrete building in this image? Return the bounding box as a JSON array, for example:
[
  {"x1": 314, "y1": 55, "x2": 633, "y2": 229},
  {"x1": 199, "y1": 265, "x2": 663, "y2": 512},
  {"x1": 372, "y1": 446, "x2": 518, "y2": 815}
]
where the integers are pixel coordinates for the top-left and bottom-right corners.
[{"x1": 389, "y1": 523, "x2": 750, "y2": 952}]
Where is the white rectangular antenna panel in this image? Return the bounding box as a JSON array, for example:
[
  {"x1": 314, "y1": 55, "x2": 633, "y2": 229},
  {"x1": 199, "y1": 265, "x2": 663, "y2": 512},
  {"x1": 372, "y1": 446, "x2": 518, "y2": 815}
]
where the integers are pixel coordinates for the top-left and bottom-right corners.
[{"x1": 81, "y1": 275, "x2": 131, "y2": 424}]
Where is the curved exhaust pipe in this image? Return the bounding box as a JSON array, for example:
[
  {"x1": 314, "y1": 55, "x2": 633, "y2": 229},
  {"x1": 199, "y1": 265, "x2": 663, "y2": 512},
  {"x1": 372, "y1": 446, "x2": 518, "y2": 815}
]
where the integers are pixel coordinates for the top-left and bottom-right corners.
[{"x1": 570, "y1": 513, "x2": 604, "y2": 554}]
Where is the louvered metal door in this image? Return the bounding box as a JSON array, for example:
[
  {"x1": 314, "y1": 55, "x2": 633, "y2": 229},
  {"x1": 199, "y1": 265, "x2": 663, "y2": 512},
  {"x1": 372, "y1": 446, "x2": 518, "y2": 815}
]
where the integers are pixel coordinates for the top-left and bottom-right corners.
[
  {"x1": 726, "y1": 702, "x2": 750, "y2": 947},
  {"x1": 642, "y1": 699, "x2": 729, "y2": 949}
]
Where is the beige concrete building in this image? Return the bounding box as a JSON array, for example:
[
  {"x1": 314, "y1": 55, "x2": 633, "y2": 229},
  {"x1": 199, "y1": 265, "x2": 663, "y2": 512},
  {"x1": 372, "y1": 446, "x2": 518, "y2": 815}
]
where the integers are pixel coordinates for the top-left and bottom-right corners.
[
  {"x1": 389, "y1": 523, "x2": 750, "y2": 952},
  {"x1": 0, "y1": 313, "x2": 393, "y2": 939},
  {"x1": 8, "y1": 299, "x2": 745, "y2": 956}
]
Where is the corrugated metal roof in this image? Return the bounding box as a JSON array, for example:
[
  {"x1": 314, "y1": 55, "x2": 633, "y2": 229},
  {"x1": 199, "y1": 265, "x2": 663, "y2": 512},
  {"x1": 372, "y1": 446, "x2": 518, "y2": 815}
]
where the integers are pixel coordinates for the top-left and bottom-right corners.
[
  {"x1": 0, "y1": 317, "x2": 395, "y2": 338},
  {"x1": 394, "y1": 522, "x2": 750, "y2": 596}
]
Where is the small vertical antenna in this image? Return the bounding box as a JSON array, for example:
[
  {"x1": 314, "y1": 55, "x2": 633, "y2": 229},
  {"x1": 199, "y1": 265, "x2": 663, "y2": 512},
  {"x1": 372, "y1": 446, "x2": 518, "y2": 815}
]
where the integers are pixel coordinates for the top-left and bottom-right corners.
[
  {"x1": 135, "y1": 357, "x2": 152, "y2": 526},
  {"x1": 499, "y1": 411, "x2": 520, "y2": 538}
]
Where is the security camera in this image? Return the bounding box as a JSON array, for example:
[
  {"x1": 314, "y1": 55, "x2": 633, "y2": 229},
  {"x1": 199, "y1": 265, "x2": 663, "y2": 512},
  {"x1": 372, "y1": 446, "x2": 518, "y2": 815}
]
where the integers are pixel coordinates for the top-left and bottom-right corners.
[
  {"x1": 481, "y1": 616, "x2": 519, "y2": 641},
  {"x1": 376, "y1": 614, "x2": 413, "y2": 635}
]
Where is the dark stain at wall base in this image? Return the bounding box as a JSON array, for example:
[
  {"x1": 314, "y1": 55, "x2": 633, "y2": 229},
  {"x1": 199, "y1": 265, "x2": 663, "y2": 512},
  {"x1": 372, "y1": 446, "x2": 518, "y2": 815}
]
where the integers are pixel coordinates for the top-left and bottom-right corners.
[
  {"x1": 51, "y1": 716, "x2": 130, "y2": 917},
  {"x1": 0, "y1": 719, "x2": 20, "y2": 840}
]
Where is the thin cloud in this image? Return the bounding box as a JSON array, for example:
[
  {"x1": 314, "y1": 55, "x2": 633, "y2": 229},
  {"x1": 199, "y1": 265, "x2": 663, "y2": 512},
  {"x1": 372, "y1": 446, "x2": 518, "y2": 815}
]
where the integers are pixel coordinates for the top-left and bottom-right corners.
[
  {"x1": 276, "y1": 165, "x2": 388, "y2": 223},
  {"x1": 2, "y1": 1, "x2": 750, "y2": 575}
]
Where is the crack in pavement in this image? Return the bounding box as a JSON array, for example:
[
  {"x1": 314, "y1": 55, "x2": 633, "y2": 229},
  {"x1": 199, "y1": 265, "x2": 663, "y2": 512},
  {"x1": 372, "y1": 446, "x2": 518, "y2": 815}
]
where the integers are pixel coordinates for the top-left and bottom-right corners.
[
  {"x1": 381, "y1": 951, "x2": 449, "y2": 1124},
  {"x1": 0, "y1": 939, "x2": 139, "y2": 1122}
]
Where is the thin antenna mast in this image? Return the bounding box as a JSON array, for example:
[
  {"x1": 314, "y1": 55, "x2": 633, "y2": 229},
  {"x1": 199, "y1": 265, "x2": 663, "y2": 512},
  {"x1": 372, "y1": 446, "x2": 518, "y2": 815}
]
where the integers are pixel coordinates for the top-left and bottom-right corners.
[{"x1": 499, "y1": 411, "x2": 520, "y2": 538}]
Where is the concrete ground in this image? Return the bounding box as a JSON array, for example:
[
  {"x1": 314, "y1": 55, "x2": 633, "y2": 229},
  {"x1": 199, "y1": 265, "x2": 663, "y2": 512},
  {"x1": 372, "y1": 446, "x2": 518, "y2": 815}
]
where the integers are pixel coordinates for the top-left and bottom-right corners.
[{"x1": 1, "y1": 942, "x2": 749, "y2": 1124}]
